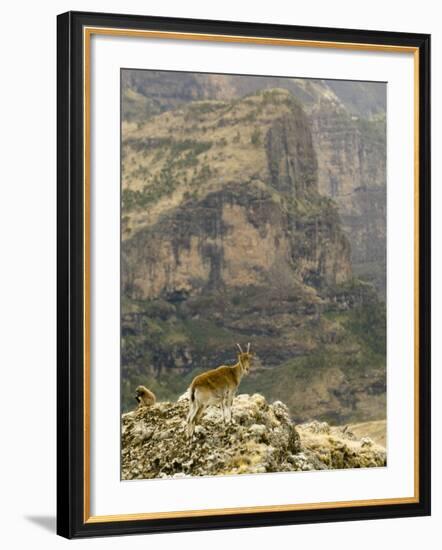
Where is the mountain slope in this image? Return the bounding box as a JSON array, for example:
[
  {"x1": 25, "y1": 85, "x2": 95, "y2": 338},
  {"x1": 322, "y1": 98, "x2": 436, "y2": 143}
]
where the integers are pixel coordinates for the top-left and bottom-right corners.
[
  {"x1": 122, "y1": 71, "x2": 386, "y2": 294},
  {"x1": 121, "y1": 89, "x2": 386, "y2": 425}
]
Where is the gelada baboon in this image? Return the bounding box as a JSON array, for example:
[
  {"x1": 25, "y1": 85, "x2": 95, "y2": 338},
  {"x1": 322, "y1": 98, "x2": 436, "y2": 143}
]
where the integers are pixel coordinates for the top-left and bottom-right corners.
[{"x1": 135, "y1": 385, "x2": 156, "y2": 408}]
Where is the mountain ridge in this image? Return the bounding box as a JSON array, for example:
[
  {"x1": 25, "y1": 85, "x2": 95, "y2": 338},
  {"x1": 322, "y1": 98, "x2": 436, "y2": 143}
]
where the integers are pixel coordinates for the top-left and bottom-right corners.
[
  {"x1": 122, "y1": 72, "x2": 386, "y2": 295},
  {"x1": 121, "y1": 86, "x2": 386, "y2": 426}
]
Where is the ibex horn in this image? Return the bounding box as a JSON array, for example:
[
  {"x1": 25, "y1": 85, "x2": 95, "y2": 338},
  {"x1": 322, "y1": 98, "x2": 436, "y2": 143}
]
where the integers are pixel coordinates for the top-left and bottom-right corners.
[
  {"x1": 247, "y1": 342, "x2": 251, "y2": 352},
  {"x1": 236, "y1": 343, "x2": 243, "y2": 353}
]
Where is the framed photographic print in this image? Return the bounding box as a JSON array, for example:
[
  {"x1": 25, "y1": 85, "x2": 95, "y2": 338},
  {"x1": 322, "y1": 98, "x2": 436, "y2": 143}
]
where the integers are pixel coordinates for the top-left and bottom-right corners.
[{"x1": 57, "y1": 11, "x2": 431, "y2": 538}]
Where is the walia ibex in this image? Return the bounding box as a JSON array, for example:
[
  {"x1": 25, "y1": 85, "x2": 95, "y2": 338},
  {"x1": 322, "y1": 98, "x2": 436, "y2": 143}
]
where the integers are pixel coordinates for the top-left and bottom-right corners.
[{"x1": 186, "y1": 343, "x2": 253, "y2": 437}]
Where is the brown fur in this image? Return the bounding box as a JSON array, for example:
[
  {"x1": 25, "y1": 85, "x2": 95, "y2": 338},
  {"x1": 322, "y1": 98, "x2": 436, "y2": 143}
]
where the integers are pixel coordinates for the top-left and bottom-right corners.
[
  {"x1": 135, "y1": 385, "x2": 156, "y2": 408},
  {"x1": 187, "y1": 345, "x2": 253, "y2": 437}
]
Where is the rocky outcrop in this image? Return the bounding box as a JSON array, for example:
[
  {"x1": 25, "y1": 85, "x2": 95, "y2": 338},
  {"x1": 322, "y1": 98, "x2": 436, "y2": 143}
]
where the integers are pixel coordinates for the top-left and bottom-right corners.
[
  {"x1": 266, "y1": 114, "x2": 318, "y2": 196},
  {"x1": 296, "y1": 420, "x2": 387, "y2": 470},
  {"x1": 121, "y1": 394, "x2": 386, "y2": 479}
]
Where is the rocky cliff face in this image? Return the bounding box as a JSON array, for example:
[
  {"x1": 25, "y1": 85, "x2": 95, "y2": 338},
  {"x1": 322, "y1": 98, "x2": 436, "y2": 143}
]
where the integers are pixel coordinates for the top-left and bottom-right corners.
[
  {"x1": 122, "y1": 71, "x2": 386, "y2": 295},
  {"x1": 121, "y1": 81, "x2": 386, "y2": 426},
  {"x1": 122, "y1": 89, "x2": 351, "y2": 301},
  {"x1": 121, "y1": 393, "x2": 386, "y2": 479},
  {"x1": 309, "y1": 100, "x2": 386, "y2": 294}
]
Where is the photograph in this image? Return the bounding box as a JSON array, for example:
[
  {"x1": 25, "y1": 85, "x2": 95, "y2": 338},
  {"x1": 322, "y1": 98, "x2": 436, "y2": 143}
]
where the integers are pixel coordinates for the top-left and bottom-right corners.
[
  {"x1": 0, "y1": 1, "x2": 436, "y2": 546},
  {"x1": 120, "y1": 69, "x2": 388, "y2": 480}
]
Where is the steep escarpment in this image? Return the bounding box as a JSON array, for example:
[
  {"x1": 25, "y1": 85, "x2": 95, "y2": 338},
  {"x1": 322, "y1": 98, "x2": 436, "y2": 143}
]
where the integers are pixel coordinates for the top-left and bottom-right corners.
[
  {"x1": 122, "y1": 89, "x2": 351, "y2": 298},
  {"x1": 309, "y1": 100, "x2": 386, "y2": 294},
  {"x1": 122, "y1": 71, "x2": 386, "y2": 295},
  {"x1": 121, "y1": 394, "x2": 386, "y2": 479},
  {"x1": 121, "y1": 87, "x2": 386, "y2": 426}
]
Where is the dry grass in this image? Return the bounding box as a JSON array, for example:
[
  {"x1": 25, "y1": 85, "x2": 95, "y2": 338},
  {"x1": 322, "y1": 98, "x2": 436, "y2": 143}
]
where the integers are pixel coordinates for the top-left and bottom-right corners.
[{"x1": 348, "y1": 420, "x2": 386, "y2": 447}]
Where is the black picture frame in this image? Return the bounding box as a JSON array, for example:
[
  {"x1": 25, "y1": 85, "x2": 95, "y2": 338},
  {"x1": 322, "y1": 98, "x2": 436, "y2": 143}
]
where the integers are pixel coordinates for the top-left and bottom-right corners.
[{"x1": 57, "y1": 10, "x2": 431, "y2": 539}]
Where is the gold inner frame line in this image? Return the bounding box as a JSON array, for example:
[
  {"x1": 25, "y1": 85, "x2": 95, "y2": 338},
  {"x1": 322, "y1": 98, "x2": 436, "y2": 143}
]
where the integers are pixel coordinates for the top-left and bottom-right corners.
[{"x1": 82, "y1": 26, "x2": 420, "y2": 524}]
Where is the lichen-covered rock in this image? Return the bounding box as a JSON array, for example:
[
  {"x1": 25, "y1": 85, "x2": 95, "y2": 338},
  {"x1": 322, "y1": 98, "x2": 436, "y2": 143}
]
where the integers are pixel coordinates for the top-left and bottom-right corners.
[
  {"x1": 296, "y1": 422, "x2": 386, "y2": 469},
  {"x1": 121, "y1": 393, "x2": 386, "y2": 479}
]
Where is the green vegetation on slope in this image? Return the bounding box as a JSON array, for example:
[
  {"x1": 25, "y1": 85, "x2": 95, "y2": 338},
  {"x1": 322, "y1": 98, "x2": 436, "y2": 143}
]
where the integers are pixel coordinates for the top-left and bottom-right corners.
[
  {"x1": 121, "y1": 289, "x2": 386, "y2": 424},
  {"x1": 241, "y1": 300, "x2": 386, "y2": 424}
]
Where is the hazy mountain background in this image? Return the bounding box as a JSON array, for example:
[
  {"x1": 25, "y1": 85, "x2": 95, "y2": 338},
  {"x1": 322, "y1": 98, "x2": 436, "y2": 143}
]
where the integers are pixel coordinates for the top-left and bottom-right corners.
[{"x1": 120, "y1": 70, "x2": 386, "y2": 425}]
